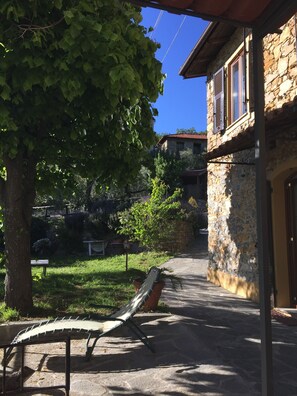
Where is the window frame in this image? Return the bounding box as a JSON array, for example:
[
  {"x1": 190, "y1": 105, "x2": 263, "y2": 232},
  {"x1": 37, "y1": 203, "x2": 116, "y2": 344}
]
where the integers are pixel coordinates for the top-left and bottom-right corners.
[
  {"x1": 193, "y1": 142, "x2": 202, "y2": 155},
  {"x1": 176, "y1": 141, "x2": 185, "y2": 152},
  {"x1": 227, "y1": 49, "x2": 247, "y2": 126},
  {"x1": 211, "y1": 40, "x2": 251, "y2": 135}
]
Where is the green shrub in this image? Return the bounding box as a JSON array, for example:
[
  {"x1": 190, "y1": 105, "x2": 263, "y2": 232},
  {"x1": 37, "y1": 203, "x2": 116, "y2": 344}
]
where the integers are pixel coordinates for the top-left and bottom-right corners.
[
  {"x1": 31, "y1": 216, "x2": 49, "y2": 247},
  {"x1": 118, "y1": 178, "x2": 185, "y2": 250},
  {"x1": 47, "y1": 216, "x2": 83, "y2": 255},
  {"x1": 0, "y1": 303, "x2": 19, "y2": 322},
  {"x1": 56, "y1": 227, "x2": 84, "y2": 254},
  {"x1": 32, "y1": 238, "x2": 53, "y2": 257},
  {"x1": 84, "y1": 212, "x2": 109, "y2": 239}
]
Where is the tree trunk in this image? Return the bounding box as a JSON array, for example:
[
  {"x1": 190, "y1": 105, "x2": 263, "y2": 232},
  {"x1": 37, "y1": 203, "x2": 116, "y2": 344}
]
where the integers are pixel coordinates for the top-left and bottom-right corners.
[{"x1": 3, "y1": 152, "x2": 36, "y2": 314}]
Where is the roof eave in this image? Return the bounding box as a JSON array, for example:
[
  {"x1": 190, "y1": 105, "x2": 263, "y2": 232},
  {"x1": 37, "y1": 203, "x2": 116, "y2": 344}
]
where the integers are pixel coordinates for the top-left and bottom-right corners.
[{"x1": 179, "y1": 21, "x2": 218, "y2": 78}]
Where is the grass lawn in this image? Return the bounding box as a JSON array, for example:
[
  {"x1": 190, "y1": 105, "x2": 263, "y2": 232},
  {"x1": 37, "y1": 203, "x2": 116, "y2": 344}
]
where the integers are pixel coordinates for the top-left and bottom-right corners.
[{"x1": 0, "y1": 251, "x2": 172, "y2": 322}]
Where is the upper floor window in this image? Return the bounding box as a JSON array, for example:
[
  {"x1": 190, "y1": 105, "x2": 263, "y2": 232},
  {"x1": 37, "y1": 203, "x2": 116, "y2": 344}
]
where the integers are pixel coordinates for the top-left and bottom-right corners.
[
  {"x1": 193, "y1": 143, "x2": 202, "y2": 154},
  {"x1": 213, "y1": 47, "x2": 249, "y2": 133},
  {"x1": 228, "y1": 51, "x2": 247, "y2": 124},
  {"x1": 176, "y1": 141, "x2": 185, "y2": 152}
]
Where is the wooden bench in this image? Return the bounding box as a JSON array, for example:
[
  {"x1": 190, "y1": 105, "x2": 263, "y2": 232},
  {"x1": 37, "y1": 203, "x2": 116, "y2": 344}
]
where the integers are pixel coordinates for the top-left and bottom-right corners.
[{"x1": 30, "y1": 259, "x2": 49, "y2": 276}]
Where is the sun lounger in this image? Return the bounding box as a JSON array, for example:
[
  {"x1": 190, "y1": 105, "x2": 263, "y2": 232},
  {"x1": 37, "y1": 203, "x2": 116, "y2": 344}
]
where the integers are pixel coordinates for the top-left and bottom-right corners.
[
  {"x1": 8, "y1": 266, "x2": 161, "y2": 360},
  {"x1": 1, "y1": 267, "x2": 161, "y2": 394}
]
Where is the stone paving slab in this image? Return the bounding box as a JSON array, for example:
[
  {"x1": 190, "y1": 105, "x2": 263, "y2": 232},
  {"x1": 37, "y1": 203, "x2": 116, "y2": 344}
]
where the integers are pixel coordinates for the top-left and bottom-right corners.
[{"x1": 2, "y1": 238, "x2": 297, "y2": 395}]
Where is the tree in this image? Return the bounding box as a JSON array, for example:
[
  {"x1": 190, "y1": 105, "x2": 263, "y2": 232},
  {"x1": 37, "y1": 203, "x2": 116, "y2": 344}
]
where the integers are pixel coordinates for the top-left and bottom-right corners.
[
  {"x1": 154, "y1": 150, "x2": 185, "y2": 193},
  {"x1": 179, "y1": 148, "x2": 206, "y2": 170},
  {"x1": 175, "y1": 128, "x2": 207, "y2": 135},
  {"x1": 0, "y1": 1, "x2": 163, "y2": 313},
  {"x1": 118, "y1": 178, "x2": 184, "y2": 250}
]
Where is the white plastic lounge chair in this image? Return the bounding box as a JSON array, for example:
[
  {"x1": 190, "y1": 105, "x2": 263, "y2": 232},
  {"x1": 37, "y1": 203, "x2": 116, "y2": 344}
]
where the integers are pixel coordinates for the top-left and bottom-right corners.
[{"x1": 8, "y1": 266, "x2": 161, "y2": 360}]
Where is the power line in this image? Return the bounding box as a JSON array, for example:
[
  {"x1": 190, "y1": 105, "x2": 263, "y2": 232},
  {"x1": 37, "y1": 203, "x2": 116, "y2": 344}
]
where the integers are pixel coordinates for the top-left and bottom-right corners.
[
  {"x1": 149, "y1": 10, "x2": 164, "y2": 39},
  {"x1": 161, "y1": 16, "x2": 187, "y2": 63}
]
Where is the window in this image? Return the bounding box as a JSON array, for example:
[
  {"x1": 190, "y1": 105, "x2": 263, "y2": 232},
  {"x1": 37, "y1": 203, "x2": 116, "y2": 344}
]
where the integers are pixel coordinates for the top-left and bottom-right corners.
[
  {"x1": 176, "y1": 141, "x2": 185, "y2": 152},
  {"x1": 213, "y1": 48, "x2": 248, "y2": 133},
  {"x1": 193, "y1": 143, "x2": 202, "y2": 154},
  {"x1": 228, "y1": 51, "x2": 247, "y2": 124}
]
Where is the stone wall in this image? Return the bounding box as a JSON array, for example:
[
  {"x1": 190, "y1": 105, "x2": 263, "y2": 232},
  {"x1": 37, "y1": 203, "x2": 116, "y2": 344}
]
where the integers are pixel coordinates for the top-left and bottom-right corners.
[
  {"x1": 158, "y1": 220, "x2": 194, "y2": 253},
  {"x1": 264, "y1": 17, "x2": 297, "y2": 111},
  {"x1": 267, "y1": 127, "x2": 297, "y2": 176},
  {"x1": 208, "y1": 149, "x2": 257, "y2": 282},
  {"x1": 163, "y1": 138, "x2": 207, "y2": 154},
  {"x1": 206, "y1": 16, "x2": 297, "y2": 300}
]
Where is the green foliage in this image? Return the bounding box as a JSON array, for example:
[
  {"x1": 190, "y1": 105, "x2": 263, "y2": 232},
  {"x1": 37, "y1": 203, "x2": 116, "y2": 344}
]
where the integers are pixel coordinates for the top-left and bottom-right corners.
[
  {"x1": 0, "y1": 0, "x2": 163, "y2": 312},
  {"x1": 41, "y1": 216, "x2": 84, "y2": 255},
  {"x1": 0, "y1": 303, "x2": 19, "y2": 322},
  {"x1": 152, "y1": 146, "x2": 206, "y2": 194},
  {"x1": 31, "y1": 216, "x2": 50, "y2": 246},
  {"x1": 0, "y1": 0, "x2": 163, "y2": 189},
  {"x1": 32, "y1": 238, "x2": 52, "y2": 257},
  {"x1": 188, "y1": 196, "x2": 198, "y2": 208},
  {"x1": 154, "y1": 151, "x2": 185, "y2": 192},
  {"x1": 32, "y1": 272, "x2": 43, "y2": 283},
  {"x1": 56, "y1": 226, "x2": 84, "y2": 254},
  {"x1": 175, "y1": 128, "x2": 207, "y2": 135},
  {"x1": 84, "y1": 212, "x2": 110, "y2": 239},
  {"x1": 179, "y1": 148, "x2": 206, "y2": 170},
  {"x1": 118, "y1": 178, "x2": 185, "y2": 250}
]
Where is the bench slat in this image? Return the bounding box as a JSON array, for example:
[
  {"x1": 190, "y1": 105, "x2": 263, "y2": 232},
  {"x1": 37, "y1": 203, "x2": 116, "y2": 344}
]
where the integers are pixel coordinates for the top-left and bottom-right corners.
[{"x1": 31, "y1": 260, "x2": 49, "y2": 276}]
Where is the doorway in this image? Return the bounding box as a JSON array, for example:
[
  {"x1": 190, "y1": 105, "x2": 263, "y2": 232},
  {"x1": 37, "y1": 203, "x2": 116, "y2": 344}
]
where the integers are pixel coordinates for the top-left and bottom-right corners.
[{"x1": 285, "y1": 173, "x2": 297, "y2": 307}]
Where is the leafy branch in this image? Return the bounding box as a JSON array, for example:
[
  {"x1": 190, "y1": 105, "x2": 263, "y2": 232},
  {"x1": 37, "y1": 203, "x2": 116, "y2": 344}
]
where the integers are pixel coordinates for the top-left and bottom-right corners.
[{"x1": 17, "y1": 16, "x2": 64, "y2": 38}]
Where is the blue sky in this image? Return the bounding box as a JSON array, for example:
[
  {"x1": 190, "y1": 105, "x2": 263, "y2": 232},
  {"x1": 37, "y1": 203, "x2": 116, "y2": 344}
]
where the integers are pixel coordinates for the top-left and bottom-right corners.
[{"x1": 140, "y1": 8, "x2": 209, "y2": 135}]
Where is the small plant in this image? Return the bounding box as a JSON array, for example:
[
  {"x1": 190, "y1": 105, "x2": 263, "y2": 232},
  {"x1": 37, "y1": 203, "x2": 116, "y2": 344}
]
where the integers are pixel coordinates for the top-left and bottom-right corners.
[
  {"x1": 0, "y1": 303, "x2": 19, "y2": 322},
  {"x1": 32, "y1": 272, "x2": 43, "y2": 282},
  {"x1": 188, "y1": 196, "x2": 198, "y2": 208}
]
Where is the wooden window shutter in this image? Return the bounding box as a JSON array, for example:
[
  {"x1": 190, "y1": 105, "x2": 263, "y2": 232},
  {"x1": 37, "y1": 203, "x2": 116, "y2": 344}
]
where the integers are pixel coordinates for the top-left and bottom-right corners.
[
  {"x1": 248, "y1": 39, "x2": 254, "y2": 112},
  {"x1": 213, "y1": 67, "x2": 225, "y2": 133}
]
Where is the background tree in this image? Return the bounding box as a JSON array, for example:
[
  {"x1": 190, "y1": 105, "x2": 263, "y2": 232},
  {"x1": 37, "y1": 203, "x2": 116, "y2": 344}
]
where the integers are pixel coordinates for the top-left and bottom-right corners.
[
  {"x1": 154, "y1": 151, "x2": 185, "y2": 193},
  {"x1": 175, "y1": 128, "x2": 207, "y2": 135},
  {"x1": 0, "y1": 0, "x2": 163, "y2": 313},
  {"x1": 179, "y1": 148, "x2": 206, "y2": 170}
]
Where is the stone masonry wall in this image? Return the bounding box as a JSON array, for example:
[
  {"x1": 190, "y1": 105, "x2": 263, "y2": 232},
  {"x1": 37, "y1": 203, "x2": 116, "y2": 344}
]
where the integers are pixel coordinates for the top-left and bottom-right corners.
[
  {"x1": 264, "y1": 17, "x2": 297, "y2": 110},
  {"x1": 165, "y1": 138, "x2": 207, "y2": 154},
  {"x1": 207, "y1": 16, "x2": 297, "y2": 291},
  {"x1": 159, "y1": 220, "x2": 194, "y2": 253},
  {"x1": 208, "y1": 149, "x2": 257, "y2": 283},
  {"x1": 266, "y1": 125, "x2": 297, "y2": 177}
]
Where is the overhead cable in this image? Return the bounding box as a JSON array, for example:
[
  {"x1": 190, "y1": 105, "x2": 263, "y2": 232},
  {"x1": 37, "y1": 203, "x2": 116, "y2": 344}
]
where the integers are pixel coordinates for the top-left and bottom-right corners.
[
  {"x1": 149, "y1": 10, "x2": 164, "y2": 39},
  {"x1": 161, "y1": 16, "x2": 187, "y2": 63}
]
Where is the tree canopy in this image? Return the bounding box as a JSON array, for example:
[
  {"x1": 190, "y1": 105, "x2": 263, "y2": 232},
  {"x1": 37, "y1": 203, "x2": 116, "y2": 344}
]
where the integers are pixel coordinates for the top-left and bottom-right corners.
[
  {"x1": 0, "y1": 0, "x2": 163, "y2": 312},
  {"x1": 0, "y1": 0, "x2": 163, "y2": 188},
  {"x1": 175, "y1": 128, "x2": 207, "y2": 135}
]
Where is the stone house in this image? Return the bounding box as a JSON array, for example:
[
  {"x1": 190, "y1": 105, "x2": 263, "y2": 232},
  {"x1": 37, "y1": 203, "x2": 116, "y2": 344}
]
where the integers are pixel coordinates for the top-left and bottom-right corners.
[
  {"x1": 157, "y1": 133, "x2": 208, "y2": 200},
  {"x1": 180, "y1": 18, "x2": 297, "y2": 307},
  {"x1": 157, "y1": 133, "x2": 207, "y2": 155}
]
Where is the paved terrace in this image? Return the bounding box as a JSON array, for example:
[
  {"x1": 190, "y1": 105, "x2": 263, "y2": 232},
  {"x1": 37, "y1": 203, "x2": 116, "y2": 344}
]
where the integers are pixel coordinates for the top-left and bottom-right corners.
[{"x1": 3, "y1": 238, "x2": 297, "y2": 395}]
